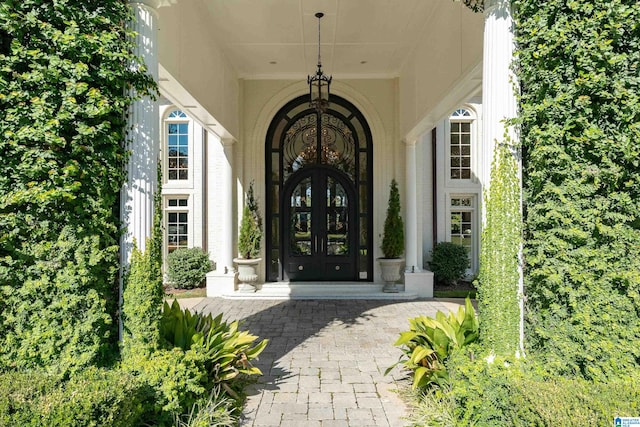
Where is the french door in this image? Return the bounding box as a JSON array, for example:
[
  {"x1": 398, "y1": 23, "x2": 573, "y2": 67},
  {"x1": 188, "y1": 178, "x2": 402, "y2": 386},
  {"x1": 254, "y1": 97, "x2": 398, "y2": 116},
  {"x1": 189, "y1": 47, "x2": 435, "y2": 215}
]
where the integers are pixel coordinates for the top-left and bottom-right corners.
[{"x1": 282, "y1": 167, "x2": 357, "y2": 281}]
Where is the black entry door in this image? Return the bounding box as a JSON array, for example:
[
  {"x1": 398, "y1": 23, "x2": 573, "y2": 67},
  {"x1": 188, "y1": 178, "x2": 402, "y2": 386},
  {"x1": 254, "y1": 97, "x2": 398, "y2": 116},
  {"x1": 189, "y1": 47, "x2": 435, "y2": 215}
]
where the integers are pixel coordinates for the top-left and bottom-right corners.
[{"x1": 283, "y1": 167, "x2": 357, "y2": 281}]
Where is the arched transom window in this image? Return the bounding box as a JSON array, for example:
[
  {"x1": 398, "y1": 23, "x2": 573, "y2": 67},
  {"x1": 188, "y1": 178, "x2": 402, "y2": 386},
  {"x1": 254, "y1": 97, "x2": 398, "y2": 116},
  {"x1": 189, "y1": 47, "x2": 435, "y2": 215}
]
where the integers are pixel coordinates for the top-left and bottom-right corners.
[{"x1": 166, "y1": 110, "x2": 189, "y2": 180}]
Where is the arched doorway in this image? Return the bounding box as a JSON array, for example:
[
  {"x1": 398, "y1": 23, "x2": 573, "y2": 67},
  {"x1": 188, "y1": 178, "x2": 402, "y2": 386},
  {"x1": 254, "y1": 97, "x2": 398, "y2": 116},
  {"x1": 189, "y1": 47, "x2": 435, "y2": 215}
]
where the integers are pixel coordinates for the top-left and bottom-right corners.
[{"x1": 265, "y1": 95, "x2": 373, "y2": 282}]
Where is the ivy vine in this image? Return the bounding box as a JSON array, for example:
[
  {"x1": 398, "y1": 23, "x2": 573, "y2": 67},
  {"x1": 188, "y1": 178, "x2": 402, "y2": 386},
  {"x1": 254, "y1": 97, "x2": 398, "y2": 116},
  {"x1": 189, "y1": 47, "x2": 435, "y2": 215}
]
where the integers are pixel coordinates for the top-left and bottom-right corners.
[
  {"x1": 0, "y1": 0, "x2": 156, "y2": 372},
  {"x1": 458, "y1": 0, "x2": 484, "y2": 13},
  {"x1": 476, "y1": 143, "x2": 521, "y2": 356},
  {"x1": 513, "y1": 0, "x2": 640, "y2": 379}
]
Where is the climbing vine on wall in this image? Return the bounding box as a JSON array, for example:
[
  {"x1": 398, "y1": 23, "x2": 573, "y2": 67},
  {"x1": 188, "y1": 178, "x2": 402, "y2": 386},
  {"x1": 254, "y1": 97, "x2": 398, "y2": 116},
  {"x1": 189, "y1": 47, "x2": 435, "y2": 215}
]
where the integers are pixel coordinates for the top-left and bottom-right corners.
[
  {"x1": 458, "y1": 0, "x2": 484, "y2": 13},
  {"x1": 512, "y1": 0, "x2": 640, "y2": 379},
  {"x1": 0, "y1": 0, "x2": 156, "y2": 372},
  {"x1": 476, "y1": 143, "x2": 521, "y2": 356}
]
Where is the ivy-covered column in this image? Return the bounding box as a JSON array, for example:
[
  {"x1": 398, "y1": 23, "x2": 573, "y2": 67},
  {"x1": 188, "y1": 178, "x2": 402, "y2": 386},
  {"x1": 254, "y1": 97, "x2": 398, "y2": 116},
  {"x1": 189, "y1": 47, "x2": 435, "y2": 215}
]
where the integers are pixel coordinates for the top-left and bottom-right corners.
[
  {"x1": 120, "y1": 1, "x2": 160, "y2": 265},
  {"x1": 479, "y1": 0, "x2": 524, "y2": 356}
]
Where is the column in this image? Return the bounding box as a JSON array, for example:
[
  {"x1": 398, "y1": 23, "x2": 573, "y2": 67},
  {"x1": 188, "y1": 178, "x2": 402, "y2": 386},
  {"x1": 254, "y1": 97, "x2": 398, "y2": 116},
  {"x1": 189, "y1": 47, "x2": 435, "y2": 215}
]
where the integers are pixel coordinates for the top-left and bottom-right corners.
[
  {"x1": 218, "y1": 139, "x2": 235, "y2": 273},
  {"x1": 404, "y1": 140, "x2": 419, "y2": 272},
  {"x1": 206, "y1": 137, "x2": 237, "y2": 297},
  {"x1": 482, "y1": 0, "x2": 518, "y2": 196},
  {"x1": 403, "y1": 139, "x2": 434, "y2": 298},
  {"x1": 120, "y1": 2, "x2": 159, "y2": 264},
  {"x1": 482, "y1": 0, "x2": 525, "y2": 355},
  {"x1": 119, "y1": 1, "x2": 160, "y2": 341}
]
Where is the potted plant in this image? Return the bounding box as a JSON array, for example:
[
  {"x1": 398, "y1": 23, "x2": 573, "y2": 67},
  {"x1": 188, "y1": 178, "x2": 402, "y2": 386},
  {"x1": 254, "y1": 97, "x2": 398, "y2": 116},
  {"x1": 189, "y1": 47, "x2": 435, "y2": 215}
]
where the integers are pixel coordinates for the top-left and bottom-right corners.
[
  {"x1": 378, "y1": 179, "x2": 404, "y2": 292},
  {"x1": 233, "y1": 181, "x2": 263, "y2": 292}
]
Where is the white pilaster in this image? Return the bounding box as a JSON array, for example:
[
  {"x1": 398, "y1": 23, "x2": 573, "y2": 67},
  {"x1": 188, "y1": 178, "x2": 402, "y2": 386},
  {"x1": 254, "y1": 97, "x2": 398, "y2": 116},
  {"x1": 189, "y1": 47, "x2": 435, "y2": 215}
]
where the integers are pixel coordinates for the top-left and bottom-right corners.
[
  {"x1": 121, "y1": 2, "x2": 159, "y2": 262},
  {"x1": 404, "y1": 140, "x2": 420, "y2": 272},
  {"x1": 482, "y1": 0, "x2": 518, "y2": 197},
  {"x1": 206, "y1": 137, "x2": 236, "y2": 297}
]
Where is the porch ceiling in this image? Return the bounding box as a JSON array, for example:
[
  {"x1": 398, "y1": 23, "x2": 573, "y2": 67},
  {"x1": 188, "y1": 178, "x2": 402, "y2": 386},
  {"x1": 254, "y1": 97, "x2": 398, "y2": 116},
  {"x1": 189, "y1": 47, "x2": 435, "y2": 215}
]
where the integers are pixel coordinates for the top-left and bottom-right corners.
[{"x1": 199, "y1": 0, "x2": 442, "y2": 79}]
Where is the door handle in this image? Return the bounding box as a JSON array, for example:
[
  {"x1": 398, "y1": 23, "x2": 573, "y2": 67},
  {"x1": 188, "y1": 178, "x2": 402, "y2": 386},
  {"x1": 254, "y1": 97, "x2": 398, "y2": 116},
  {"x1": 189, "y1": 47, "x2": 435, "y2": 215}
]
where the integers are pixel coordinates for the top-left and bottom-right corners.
[{"x1": 314, "y1": 236, "x2": 318, "y2": 252}]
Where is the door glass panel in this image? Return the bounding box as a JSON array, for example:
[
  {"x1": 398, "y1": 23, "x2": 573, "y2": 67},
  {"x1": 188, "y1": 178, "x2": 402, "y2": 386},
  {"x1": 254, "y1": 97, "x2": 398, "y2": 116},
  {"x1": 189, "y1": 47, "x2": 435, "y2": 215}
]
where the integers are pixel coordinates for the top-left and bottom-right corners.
[
  {"x1": 289, "y1": 177, "x2": 312, "y2": 256},
  {"x1": 326, "y1": 176, "x2": 349, "y2": 256}
]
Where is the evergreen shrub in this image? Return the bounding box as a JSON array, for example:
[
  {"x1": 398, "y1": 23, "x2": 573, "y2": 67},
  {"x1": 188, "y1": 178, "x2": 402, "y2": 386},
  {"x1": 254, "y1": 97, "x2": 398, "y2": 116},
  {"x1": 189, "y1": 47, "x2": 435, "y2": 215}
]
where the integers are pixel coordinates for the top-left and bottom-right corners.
[
  {"x1": 441, "y1": 355, "x2": 640, "y2": 427},
  {"x1": 122, "y1": 240, "x2": 164, "y2": 357},
  {"x1": 0, "y1": 368, "x2": 154, "y2": 427},
  {"x1": 513, "y1": 0, "x2": 640, "y2": 379},
  {"x1": 0, "y1": 0, "x2": 156, "y2": 372},
  {"x1": 381, "y1": 179, "x2": 404, "y2": 258},
  {"x1": 122, "y1": 347, "x2": 208, "y2": 419},
  {"x1": 238, "y1": 181, "x2": 262, "y2": 259},
  {"x1": 429, "y1": 242, "x2": 469, "y2": 285},
  {"x1": 167, "y1": 247, "x2": 213, "y2": 289},
  {"x1": 122, "y1": 301, "x2": 268, "y2": 420}
]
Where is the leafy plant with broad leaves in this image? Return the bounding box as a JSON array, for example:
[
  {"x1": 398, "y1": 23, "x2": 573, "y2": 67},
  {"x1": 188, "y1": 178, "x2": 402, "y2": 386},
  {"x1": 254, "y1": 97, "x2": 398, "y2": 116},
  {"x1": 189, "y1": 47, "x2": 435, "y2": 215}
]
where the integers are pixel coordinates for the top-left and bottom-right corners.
[
  {"x1": 387, "y1": 297, "x2": 478, "y2": 389},
  {"x1": 159, "y1": 300, "x2": 268, "y2": 391}
]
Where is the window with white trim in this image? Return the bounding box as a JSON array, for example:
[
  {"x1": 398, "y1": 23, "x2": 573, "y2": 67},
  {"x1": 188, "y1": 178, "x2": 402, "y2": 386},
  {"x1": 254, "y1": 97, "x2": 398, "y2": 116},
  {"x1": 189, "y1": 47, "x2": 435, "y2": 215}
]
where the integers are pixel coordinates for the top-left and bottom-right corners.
[
  {"x1": 448, "y1": 195, "x2": 476, "y2": 272},
  {"x1": 449, "y1": 108, "x2": 472, "y2": 180},
  {"x1": 166, "y1": 110, "x2": 189, "y2": 180},
  {"x1": 166, "y1": 197, "x2": 188, "y2": 253}
]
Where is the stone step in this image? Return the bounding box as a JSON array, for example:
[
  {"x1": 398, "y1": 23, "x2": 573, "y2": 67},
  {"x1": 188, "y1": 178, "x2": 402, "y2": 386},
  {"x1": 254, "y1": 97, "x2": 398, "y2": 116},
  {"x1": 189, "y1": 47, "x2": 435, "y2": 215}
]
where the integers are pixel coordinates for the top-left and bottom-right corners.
[{"x1": 222, "y1": 281, "x2": 419, "y2": 300}]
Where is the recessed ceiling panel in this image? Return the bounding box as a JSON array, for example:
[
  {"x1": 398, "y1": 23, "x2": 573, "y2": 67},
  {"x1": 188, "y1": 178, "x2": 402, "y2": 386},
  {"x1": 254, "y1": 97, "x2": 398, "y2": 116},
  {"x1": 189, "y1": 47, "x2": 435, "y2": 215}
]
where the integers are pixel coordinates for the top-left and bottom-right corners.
[{"x1": 196, "y1": 0, "x2": 480, "y2": 79}]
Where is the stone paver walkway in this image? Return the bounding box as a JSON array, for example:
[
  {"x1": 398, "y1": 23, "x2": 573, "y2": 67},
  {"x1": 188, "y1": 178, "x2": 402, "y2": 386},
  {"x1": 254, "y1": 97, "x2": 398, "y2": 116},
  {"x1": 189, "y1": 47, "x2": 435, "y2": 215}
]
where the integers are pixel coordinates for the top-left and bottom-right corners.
[{"x1": 186, "y1": 298, "x2": 461, "y2": 427}]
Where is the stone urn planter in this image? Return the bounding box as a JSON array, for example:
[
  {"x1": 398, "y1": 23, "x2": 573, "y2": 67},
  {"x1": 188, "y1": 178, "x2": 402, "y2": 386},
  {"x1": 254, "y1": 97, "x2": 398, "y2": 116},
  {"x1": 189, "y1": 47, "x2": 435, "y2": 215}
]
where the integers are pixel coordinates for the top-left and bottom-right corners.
[
  {"x1": 234, "y1": 257, "x2": 262, "y2": 293},
  {"x1": 378, "y1": 257, "x2": 405, "y2": 293}
]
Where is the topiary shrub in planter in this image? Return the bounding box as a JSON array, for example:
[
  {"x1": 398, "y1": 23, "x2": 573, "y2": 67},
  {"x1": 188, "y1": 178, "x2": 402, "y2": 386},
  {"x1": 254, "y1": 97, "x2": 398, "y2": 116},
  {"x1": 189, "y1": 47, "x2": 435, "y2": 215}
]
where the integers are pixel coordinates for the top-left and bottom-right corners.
[
  {"x1": 237, "y1": 181, "x2": 263, "y2": 260},
  {"x1": 378, "y1": 179, "x2": 405, "y2": 292},
  {"x1": 234, "y1": 181, "x2": 263, "y2": 292},
  {"x1": 167, "y1": 247, "x2": 213, "y2": 290},
  {"x1": 429, "y1": 242, "x2": 469, "y2": 285},
  {"x1": 381, "y1": 179, "x2": 405, "y2": 259}
]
